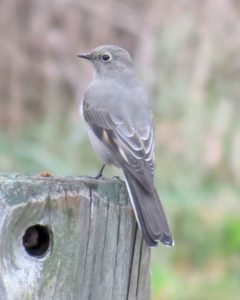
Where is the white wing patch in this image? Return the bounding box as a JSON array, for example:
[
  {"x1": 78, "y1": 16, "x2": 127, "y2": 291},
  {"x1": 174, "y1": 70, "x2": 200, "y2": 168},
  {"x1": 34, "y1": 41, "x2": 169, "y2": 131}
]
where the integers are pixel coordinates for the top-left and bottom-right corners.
[{"x1": 118, "y1": 146, "x2": 129, "y2": 163}]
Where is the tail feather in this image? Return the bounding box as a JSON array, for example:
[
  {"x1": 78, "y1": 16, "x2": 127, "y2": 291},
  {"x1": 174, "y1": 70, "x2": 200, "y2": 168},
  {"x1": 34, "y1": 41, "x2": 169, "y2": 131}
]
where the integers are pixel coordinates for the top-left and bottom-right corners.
[{"x1": 123, "y1": 170, "x2": 174, "y2": 247}]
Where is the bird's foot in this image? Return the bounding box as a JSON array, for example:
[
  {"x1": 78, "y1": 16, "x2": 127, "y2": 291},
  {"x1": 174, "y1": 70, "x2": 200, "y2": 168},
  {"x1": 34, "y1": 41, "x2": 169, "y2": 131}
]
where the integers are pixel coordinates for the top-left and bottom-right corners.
[{"x1": 113, "y1": 176, "x2": 124, "y2": 184}]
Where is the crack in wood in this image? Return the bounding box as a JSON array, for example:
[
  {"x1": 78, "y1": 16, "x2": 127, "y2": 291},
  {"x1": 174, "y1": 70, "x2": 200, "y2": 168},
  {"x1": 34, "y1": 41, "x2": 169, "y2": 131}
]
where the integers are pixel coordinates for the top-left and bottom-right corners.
[
  {"x1": 126, "y1": 222, "x2": 138, "y2": 300},
  {"x1": 80, "y1": 186, "x2": 93, "y2": 299},
  {"x1": 99, "y1": 199, "x2": 110, "y2": 283},
  {"x1": 136, "y1": 236, "x2": 144, "y2": 298}
]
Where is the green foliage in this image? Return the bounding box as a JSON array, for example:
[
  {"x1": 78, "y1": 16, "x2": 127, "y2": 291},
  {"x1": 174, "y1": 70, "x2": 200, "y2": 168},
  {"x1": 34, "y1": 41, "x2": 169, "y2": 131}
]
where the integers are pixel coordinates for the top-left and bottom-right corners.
[
  {"x1": 221, "y1": 216, "x2": 240, "y2": 254},
  {"x1": 0, "y1": 119, "x2": 97, "y2": 175}
]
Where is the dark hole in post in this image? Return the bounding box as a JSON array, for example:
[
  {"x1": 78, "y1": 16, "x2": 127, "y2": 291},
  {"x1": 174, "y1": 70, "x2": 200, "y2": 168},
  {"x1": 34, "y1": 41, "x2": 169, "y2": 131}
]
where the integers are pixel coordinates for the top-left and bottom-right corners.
[{"x1": 23, "y1": 224, "x2": 51, "y2": 257}]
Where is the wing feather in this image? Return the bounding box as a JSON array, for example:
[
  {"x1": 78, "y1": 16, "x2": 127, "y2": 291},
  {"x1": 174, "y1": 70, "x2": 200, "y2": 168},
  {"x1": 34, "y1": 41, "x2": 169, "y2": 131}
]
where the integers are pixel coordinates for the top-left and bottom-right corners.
[{"x1": 83, "y1": 101, "x2": 155, "y2": 192}]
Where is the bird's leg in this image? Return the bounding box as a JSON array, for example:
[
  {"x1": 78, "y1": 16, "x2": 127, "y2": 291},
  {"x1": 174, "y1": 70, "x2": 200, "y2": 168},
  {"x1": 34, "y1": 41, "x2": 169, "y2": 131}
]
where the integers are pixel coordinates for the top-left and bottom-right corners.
[{"x1": 95, "y1": 164, "x2": 106, "y2": 179}]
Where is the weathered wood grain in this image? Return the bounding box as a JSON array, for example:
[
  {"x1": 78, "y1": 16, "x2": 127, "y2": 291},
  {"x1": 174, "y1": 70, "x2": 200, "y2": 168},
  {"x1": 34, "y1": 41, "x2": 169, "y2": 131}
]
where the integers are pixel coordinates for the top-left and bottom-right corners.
[{"x1": 0, "y1": 174, "x2": 150, "y2": 300}]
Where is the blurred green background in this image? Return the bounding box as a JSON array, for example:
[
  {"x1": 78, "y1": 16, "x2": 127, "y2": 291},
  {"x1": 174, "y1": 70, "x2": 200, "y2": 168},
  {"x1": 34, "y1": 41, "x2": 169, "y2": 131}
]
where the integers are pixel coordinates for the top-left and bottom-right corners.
[{"x1": 0, "y1": 0, "x2": 240, "y2": 299}]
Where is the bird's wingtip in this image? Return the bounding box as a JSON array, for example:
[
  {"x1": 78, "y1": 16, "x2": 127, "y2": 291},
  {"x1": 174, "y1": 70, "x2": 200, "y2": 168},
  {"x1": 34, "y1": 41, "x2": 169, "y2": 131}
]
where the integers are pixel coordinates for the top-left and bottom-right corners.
[
  {"x1": 145, "y1": 234, "x2": 175, "y2": 248},
  {"x1": 160, "y1": 233, "x2": 175, "y2": 247}
]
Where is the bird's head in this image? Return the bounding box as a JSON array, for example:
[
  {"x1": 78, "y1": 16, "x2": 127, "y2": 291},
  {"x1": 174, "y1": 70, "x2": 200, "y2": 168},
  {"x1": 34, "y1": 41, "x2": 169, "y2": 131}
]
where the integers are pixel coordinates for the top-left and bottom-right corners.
[{"x1": 78, "y1": 45, "x2": 134, "y2": 78}]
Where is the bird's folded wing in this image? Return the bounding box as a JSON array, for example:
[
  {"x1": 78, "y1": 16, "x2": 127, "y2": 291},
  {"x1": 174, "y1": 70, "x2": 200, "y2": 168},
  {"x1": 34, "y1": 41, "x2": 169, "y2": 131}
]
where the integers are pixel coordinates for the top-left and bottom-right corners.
[{"x1": 83, "y1": 106, "x2": 155, "y2": 192}]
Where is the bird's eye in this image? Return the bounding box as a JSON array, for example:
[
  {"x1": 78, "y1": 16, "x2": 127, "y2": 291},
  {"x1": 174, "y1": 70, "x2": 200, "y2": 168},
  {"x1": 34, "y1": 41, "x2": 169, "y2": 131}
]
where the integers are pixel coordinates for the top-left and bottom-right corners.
[{"x1": 101, "y1": 52, "x2": 112, "y2": 62}]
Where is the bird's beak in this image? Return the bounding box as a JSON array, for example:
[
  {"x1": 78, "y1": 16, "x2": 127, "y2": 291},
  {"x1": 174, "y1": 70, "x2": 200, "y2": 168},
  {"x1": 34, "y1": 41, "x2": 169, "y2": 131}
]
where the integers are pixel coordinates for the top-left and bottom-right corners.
[{"x1": 77, "y1": 53, "x2": 91, "y2": 60}]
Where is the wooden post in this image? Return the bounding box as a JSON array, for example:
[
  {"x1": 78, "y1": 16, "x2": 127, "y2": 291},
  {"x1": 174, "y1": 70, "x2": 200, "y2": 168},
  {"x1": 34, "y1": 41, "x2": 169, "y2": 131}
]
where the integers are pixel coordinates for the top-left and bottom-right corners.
[{"x1": 0, "y1": 174, "x2": 151, "y2": 300}]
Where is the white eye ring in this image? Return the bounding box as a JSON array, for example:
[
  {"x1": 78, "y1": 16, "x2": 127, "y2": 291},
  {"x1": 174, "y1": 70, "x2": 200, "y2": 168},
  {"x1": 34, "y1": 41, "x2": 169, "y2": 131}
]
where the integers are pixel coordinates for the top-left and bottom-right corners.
[{"x1": 101, "y1": 52, "x2": 112, "y2": 62}]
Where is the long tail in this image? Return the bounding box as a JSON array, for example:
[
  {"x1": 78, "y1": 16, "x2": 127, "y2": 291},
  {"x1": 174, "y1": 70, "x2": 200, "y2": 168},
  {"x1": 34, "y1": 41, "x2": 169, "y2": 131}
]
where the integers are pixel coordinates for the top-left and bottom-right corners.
[{"x1": 123, "y1": 170, "x2": 174, "y2": 247}]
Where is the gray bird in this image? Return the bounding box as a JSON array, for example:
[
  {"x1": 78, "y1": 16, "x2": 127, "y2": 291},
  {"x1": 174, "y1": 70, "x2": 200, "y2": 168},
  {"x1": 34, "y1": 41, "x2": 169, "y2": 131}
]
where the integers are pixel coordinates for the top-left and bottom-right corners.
[{"x1": 78, "y1": 45, "x2": 174, "y2": 247}]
